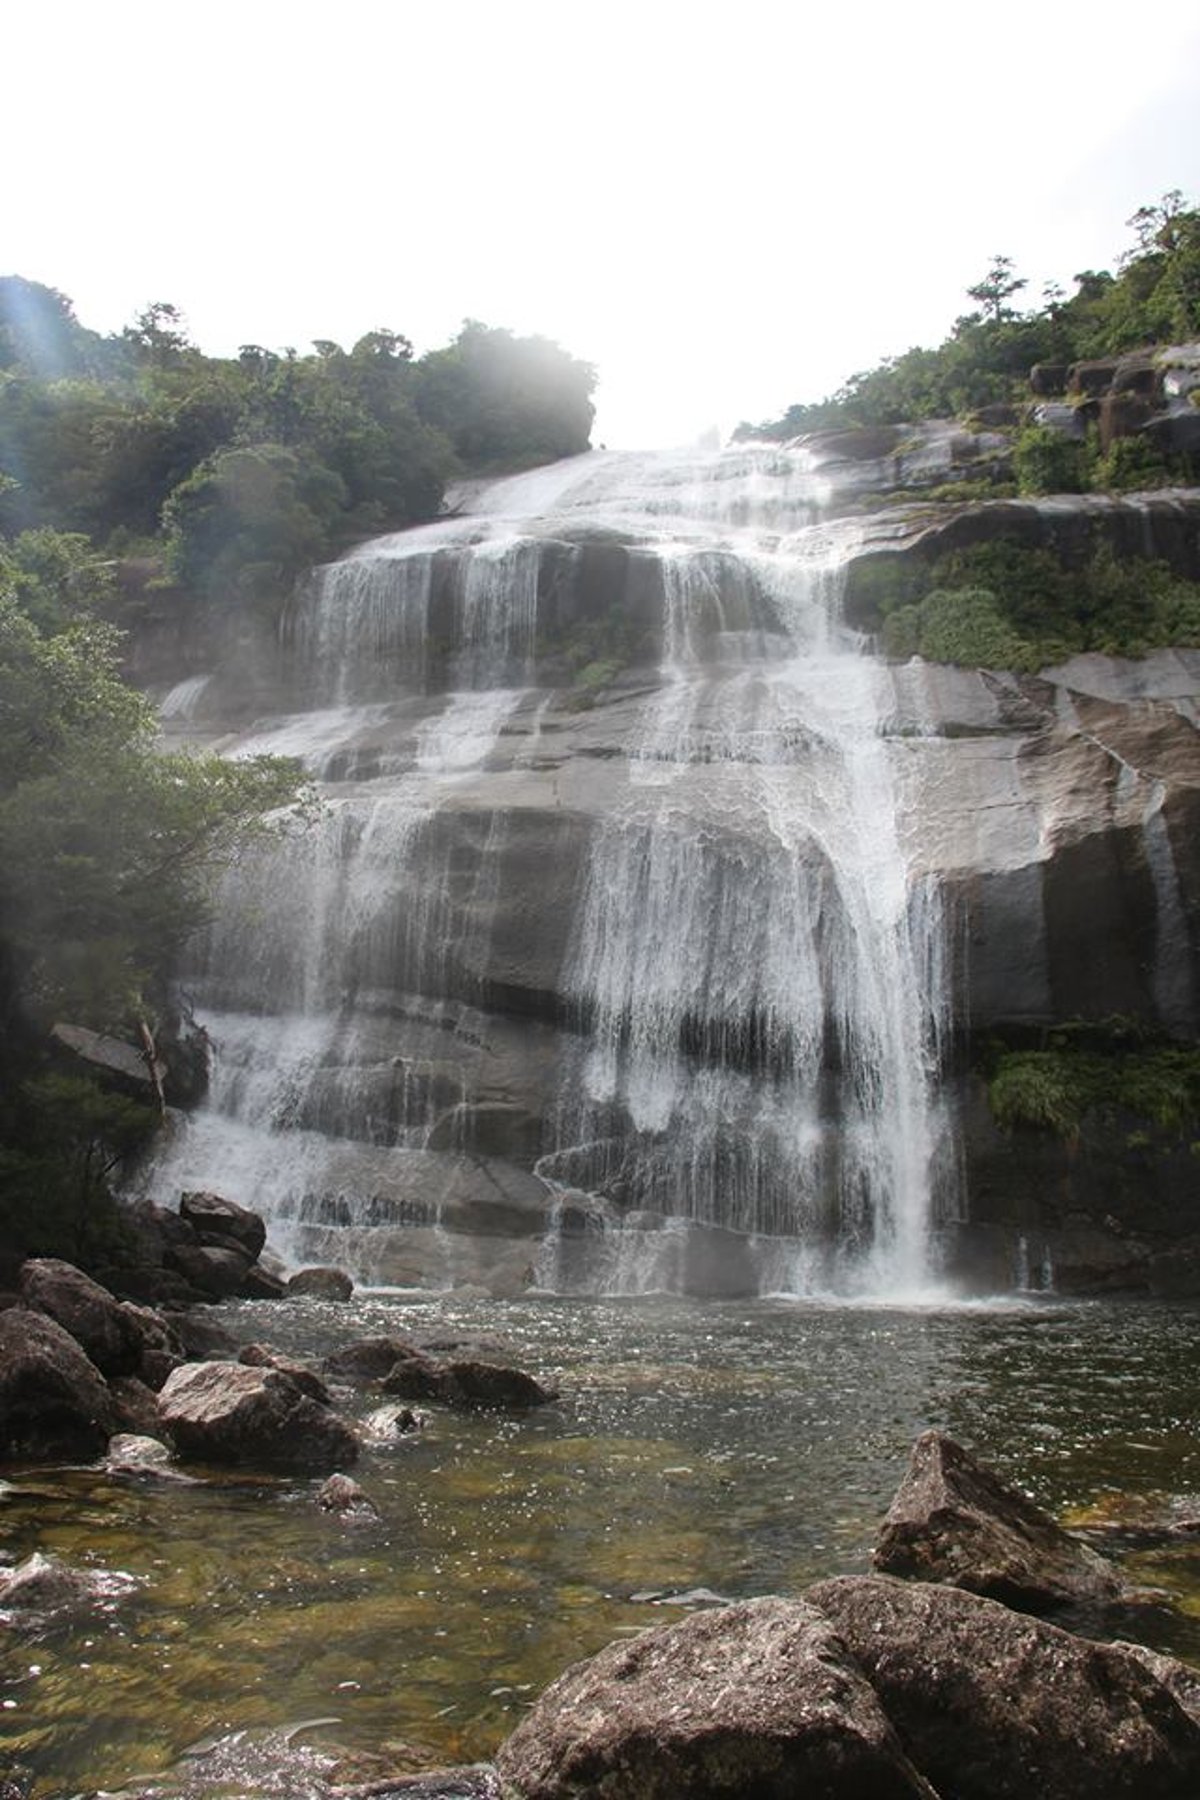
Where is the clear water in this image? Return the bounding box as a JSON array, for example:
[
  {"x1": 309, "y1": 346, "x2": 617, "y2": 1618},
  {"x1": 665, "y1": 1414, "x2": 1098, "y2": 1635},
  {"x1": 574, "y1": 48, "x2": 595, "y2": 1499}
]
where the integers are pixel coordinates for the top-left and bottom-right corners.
[{"x1": 5, "y1": 1293, "x2": 1200, "y2": 1796}]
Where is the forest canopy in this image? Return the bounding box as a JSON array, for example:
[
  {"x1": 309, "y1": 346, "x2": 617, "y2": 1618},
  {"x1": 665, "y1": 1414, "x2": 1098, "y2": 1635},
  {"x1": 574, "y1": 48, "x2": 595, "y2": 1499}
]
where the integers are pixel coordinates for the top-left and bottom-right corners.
[{"x1": 0, "y1": 284, "x2": 596, "y2": 612}]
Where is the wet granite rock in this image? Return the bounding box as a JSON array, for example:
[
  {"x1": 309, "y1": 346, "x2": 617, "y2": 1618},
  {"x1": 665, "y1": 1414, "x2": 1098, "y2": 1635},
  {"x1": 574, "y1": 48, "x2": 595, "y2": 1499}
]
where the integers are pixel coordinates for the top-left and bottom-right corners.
[
  {"x1": 238, "y1": 1343, "x2": 331, "y2": 1403},
  {"x1": 287, "y1": 1265, "x2": 354, "y2": 1300},
  {"x1": 494, "y1": 1595, "x2": 938, "y2": 1799},
  {"x1": 873, "y1": 1428, "x2": 1129, "y2": 1612},
  {"x1": 119, "y1": 1301, "x2": 184, "y2": 1389},
  {"x1": 240, "y1": 1262, "x2": 287, "y2": 1300},
  {"x1": 806, "y1": 1574, "x2": 1200, "y2": 1800},
  {"x1": 382, "y1": 1352, "x2": 557, "y2": 1410},
  {"x1": 325, "y1": 1336, "x2": 415, "y2": 1382},
  {"x1": 0, "y1": 1309, "x2": 118, "y2": 1459},
  {"x1": 165, "y1": 1242, "x2": 254, "y2": 1300},
  {"x1": 158, "y1": 1360, "x2": 358, "y2": 1471},
  {"x1": 164, "y1": 1310, "x2": 239, "y2": 1360},
  {"x1": 179, "y1": 1189, "x2": 267, "y2": 1259},
  {"x1": 19, "y1": 1257, "x2": 144, "y2": 1378},
  {"x1": 109, "y1": 1374, "x2": 162, "y2": 1437}
]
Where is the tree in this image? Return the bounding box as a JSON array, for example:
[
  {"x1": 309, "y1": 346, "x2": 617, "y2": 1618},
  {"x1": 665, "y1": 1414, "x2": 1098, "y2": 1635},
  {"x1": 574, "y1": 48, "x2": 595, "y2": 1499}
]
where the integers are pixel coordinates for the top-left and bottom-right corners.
[
  {"x1": 966, "y1": 256, "x2": 1028, "y2": 325},
  {"x1": 161, "y1": 442, "x2": 346, "y2": 605}
]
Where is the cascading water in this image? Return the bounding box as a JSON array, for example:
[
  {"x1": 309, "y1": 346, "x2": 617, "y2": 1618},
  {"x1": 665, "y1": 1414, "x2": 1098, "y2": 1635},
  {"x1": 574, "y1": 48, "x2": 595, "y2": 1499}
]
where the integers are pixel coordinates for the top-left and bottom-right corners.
[{"x1": 143, "y1": 446, "x2": 953, "y2": 1297}]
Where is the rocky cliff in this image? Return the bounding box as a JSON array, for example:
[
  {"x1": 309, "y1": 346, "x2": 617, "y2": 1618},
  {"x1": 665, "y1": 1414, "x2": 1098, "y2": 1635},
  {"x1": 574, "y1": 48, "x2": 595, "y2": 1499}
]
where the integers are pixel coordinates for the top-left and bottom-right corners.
[{"x1": 137, "y1": 445, "x2": 1200, "y2": 1298}]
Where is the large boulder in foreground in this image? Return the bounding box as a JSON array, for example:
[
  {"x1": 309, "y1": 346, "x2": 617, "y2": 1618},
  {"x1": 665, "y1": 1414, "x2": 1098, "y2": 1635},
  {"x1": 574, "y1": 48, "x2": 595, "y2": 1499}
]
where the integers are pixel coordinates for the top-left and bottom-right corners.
[
  {"x1": 19, "y1": 1257, "x2": 144, "y2": 1378},
  {"x1": 807, "y1": 1574, "x2": 1200, "y2": 1800},
  {"x1": 157, "y1": 1361, "x2": 358, "y2": 1471},
  {"x1": 494, "y1": 1596, "x2": 937, "y2": 1799},
  {"x1": 873, "y1": 1428, "x2": 1128, "y2": 1612},
  {"x1": 0, "y1": 1309, "x2": 118, "y2": 1459}
]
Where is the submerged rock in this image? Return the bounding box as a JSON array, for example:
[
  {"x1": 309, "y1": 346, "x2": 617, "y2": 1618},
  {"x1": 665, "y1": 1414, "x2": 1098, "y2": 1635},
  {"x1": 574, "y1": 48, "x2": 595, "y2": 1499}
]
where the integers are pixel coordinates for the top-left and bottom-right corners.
[
  {"x1": 315, "y1": 1472, "x2": 380, "y2": 1521},
  {"x1": 0, "y1": 1309, "x2": 118, "y2": 1460},
  {"x1": 873, "y1": 1428, "x2": 1129, "y2": 1612},
  {"x1": 0, "y1": 1550, "x2": 138, "y2": 1617},
  {"x1": 806, "y1": 1574, "x2": 1200, "y2": 1800},
  {"x1": 158, "y1": 1361, "x2": 358, "y2": 1472},
  {"x1": 494, "y1": 1595, "x2": 937, "y2": 1799}
]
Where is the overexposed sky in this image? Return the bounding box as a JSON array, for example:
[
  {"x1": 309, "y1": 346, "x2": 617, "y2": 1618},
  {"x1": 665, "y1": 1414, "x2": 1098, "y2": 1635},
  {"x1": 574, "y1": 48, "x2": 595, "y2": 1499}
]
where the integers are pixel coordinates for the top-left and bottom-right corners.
[{"x1": 6, "y1": 0, "x2": 1199, "y2": 446}]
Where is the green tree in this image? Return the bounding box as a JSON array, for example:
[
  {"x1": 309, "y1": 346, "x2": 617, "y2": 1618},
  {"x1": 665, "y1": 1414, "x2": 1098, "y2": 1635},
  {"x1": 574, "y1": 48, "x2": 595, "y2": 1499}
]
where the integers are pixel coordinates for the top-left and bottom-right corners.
[
  {"x1": 966, "y1": 255, "x2": 1028, "y2": 324},
  {"x1": 162, "y1": 442, "x2": 346, "y2": 605}
]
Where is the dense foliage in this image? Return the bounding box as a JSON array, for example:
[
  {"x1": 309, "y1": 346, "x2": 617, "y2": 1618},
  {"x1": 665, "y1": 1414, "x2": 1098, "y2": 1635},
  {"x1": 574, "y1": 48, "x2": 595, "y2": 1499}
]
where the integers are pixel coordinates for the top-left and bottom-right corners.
[
  {"x1": 739, "y1": 193, "x2": 1200, "y2": 436},
  {"x1": 877, "y1": 540, "x2": 1200, "y2": 670},
  {"x1": 987, "y1": 1020, "x2": 1200, "y2": 1144},
  {"x1": 0, "y1": 282, "x2": 595, "y2": 616},
  {"x1": 0, "y1": 534, "x2": 308, "y2": 1259}
]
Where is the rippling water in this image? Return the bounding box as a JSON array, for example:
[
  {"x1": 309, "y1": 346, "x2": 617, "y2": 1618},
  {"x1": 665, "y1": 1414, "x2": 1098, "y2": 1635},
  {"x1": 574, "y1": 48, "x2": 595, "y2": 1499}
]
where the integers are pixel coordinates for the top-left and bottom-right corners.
[{"x1": 5, "y1": 1293, "x2": 1200, "y2": 1795}]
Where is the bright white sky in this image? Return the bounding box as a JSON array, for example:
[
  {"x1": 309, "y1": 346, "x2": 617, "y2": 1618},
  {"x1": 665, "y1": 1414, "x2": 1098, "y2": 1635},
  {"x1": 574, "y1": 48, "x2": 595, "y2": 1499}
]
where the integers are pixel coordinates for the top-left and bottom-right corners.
[{"x1": 5, "y1": 1, "x2": 1199, "y2": 448}]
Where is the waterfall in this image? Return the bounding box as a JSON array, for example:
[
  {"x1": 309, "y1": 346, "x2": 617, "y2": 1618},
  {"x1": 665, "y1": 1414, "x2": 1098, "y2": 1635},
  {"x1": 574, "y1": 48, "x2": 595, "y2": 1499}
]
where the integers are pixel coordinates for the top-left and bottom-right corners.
[{"x1": 142, "y1": 446, "x2": 952, "y2": 1297}]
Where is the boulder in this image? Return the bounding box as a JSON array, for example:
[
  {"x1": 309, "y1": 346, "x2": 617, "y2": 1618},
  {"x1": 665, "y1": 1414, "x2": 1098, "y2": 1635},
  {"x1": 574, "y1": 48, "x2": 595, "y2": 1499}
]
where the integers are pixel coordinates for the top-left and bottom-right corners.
[
  {"x1": 179, "y1": 1190, "x2": 267, "y2": 1258},
  {"x1": 158, "y1": 1361, "x2": 358, "y2": 1471},
  {"x1": 118, "y1": 1302, "x2": 183, "y2": 1389},
  {"x1": 325, "y1": 1336, "x2": 418, "y2": 1382},
  {"x1": 240, "y1": 1263, "x2": 287, "y2": 1300},
  {"x1": 1030, "y1": 361, "x2": 1069, "y2": 396},
  {"x1": 494, "y1": 1596, "x2": 937, "y2": 1800},
  {"x1": 286, "y1": 1265, "x2": 354, "y2": 1301},
  {"x1": 0, "y1": 1309, "x2": 118, "y2": 1459},
  {"x1": 19, "y1": 1258, "x2": 144, "y2": 1378},
  {"x1": 872, "y1": 1428, "x2": 1129, "y2": 1612},
  {"x1": 381, "y1": 1351, "x2": 557, "y2": 1410},
  {"x1": 239, "y1": 1343, "x2": 331, "y2": 1404},
  {"x1": 380, "y1": 1344, "x2": 452, "y2": 1402},
  {"x1": 164, "y1": 1310, "x2": 239, "y2": 1360},
  {"x1": 108, "y1": 1375, "x2": 162, "y2": 1437},
  {"x1": 806, "y1": 1574, "x2": 1200, "y2": 1800},
  {"x1": 439, "y1": 1359, "x2": 558, "y2": 1409},
  {"x1": 103, "y1": 1432, "x2": 188, "y2": 1476},
  {"x1": 164, "y1": 1242, "x2": 254, "y2": 1299}
]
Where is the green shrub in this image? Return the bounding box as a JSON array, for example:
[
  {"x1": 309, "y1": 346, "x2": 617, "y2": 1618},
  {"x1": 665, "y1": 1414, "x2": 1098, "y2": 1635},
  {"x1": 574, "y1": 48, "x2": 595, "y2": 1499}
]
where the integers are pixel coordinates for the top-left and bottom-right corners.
[
  {"x1": 1093, "y1": 435, "x2": 1176, "y2": 492},
  {"x1": 1013, "y1": 425, "x2": 1094, "y2": 495}
]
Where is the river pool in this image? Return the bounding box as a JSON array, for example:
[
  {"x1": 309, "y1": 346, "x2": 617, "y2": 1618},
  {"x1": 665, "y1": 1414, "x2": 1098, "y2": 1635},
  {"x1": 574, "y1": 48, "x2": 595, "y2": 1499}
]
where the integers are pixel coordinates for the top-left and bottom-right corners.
[{"x1": 5, "y1": 1291, "x2": 1200, "y2": 1795}]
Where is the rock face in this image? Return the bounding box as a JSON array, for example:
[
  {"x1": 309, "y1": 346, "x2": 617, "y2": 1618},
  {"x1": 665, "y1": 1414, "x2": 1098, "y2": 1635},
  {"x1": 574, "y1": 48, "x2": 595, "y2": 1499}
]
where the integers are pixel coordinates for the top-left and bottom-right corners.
[
  {"x1": 137, "y1": 453, "x2": 1200, "y2": 1296},
  {"x1": 806, "y1": 1575, "x2": 1200, "y2": 1800},
  {"x1": 494, "y1": 1596, "x2": 937, "y2": 1800},
  {"x1": 157, "y1": 1361, "x2": 358, "y2": 1471},
  {"x1": 873, "y1": 1429, "x2": 1129, "y2": 1612},
  {"x1": 0, "y1": 1309, "x2": 118, "y2": 1459}
]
